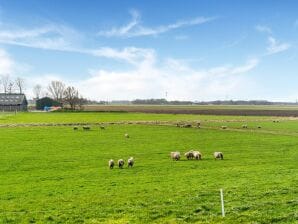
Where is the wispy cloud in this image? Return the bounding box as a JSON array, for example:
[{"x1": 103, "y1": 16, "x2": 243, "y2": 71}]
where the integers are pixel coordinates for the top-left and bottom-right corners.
[
  {"x1": 0, "y1": 48, "x2": 14, "y2": 74},
  {"x1": 267, "y1": 36, "x2": 290, "y2": 55},
  {"x1": 255, "y1": 25, "x2": 272, "y2": 34},
  {"x1": 98, "y1": 10, "x2": 215, "y2": 38}
]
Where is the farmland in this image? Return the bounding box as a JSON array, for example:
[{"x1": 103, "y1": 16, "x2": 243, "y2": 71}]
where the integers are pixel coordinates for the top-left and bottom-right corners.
[{"x1": 0, "y1": 112, "x2": 297, "y2": 223}]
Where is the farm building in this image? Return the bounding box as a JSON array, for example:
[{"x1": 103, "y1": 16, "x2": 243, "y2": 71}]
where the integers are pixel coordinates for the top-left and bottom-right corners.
[{"x1": 0, "y1": 93, "x2": 28, "y2": 111}]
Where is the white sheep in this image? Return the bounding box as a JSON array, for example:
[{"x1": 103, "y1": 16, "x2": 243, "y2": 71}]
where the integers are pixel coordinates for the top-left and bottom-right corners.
[
  {"x1": 109, "y1": 159, "x2": 115, "y2": 169},
  {"x1": 128, "y1": 157, "x2": 134, "y2": 168},
  {"x1": 124, "y1": 133, "x2": 129, "y2": 138},
  {"x1": 221, "y1": 126, "x2": 227, "y2": 129},
  {"x1": 193, "y1": 151, "x2": 202, "y2": 160},
  {"x1": 214, "y1": 152, "x2": 224, "y2": 160},
  {"x1": 184, "y1": 150, "x2": 194, "y2": 160},
  {"x1": 118, "y1": 159, "x2": 125, "y2": 168},
  {"x1": 242, "y1": 124, "x2": 248, "y2": 128},
  {"x1": 170, "y1": 152, "x2": 181, "y2": 161}
]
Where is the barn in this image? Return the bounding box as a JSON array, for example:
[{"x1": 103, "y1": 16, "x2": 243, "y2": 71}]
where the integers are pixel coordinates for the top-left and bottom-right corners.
[{"x1": 0, "y1": 93, "x2": 28, "y2": 111}]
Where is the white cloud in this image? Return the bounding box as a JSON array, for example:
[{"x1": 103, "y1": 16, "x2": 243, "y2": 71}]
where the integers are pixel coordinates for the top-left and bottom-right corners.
[
  {"x1": 267, "y1": 36, "x2": 290, "y2": 55},
  {"x1": 0, "y1": 48, "x2": 14, "y2": 74},
  {"x1": 75, "y1": 53, "x2": 258, "y2": 101},
  {"x1": 98, "y1": 10, "x2": 215, "y2": 38},
  {"x1": 255, "y1": 25, "x2": 272, "y2": 34}
]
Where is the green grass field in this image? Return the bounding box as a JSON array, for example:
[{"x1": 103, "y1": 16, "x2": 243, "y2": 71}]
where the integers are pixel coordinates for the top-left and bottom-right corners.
[{"x1": 0, "y1": 112, "x2": 297, "y2": 223}]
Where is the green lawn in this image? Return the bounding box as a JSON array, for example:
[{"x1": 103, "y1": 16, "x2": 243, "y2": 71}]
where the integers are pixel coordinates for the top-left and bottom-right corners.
[{"x1": 0, "y1": 113, "x2": 297, "y2": 223}]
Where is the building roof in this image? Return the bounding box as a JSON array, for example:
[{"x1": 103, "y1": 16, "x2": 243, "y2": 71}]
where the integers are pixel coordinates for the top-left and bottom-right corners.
[{"x1": 0, "y1": 93, "x2": 27, "y2": 105}]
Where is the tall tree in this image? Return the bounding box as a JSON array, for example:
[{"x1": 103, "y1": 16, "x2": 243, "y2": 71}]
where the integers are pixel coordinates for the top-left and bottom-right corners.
[
  {"x1": 63, "y1": 86, "x2": 79, "y2": 110},
  {"x1": 15, "y1": 77, "x2": 25, "y2": 94},
  {"x1": 1, "y1": 75, "x2": 10, "y2": 94},
  {"x1": 47, "y1": 81, "x2": 65, "y2": 103},
  {"x1": 33, "y1": 84, "x2": 42, "y2": 99}
]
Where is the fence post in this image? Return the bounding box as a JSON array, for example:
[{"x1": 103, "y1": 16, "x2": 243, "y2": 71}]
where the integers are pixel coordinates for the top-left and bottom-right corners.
[{"x1": 220, "y1": 188, "x2": 225, "y2": 217}]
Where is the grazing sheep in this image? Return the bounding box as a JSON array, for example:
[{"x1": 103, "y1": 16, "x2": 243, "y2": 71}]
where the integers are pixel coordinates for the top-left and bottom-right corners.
[
  {"x1": 214, "y1": 152, "x2": 224, "y2": 160},
  {"x1": 83, "y1": 126, "x2": 90, "y2": 130},
  {"x1": 170, "y1": 152, "x2": 181, "y2": 161},
  {"x1": 193, "y1": 151, "x2": 202, "y2": 160},
  {"x1": 242, "y1": 124, "x2": 248, "y2": 128},
  {"x1": 124, "y1": 133, "x2": 129, "y2": 138},
  {"x1": 109, "y1": 159, "x2": 115, "y2": 169},
  {"x1": 100, "y1": 126, "x2": 105, "y2": 130},
  {"x1": 184, "y1": 150, "x2": 194, "y2": 160},
  {"x1": 73, "y1": 126, "x2": 78, "y2": 130},
  {"x1": 118, "y1": 159, "x2": 125, "y2": 168},
  {"x1": 183, "y1": 124, "x2": 192, "y2": 128},
  {"x1": 221, "y1": 126, "x2": 227, "y2": 129},
  {"x1": 128, "y1": 157, "x2": 134, "y2": 168}
]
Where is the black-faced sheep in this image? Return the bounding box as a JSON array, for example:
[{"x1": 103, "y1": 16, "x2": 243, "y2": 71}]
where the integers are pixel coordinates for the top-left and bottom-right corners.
[
  {"x1": 193, "y1": 151, "x2": 202, "y2": 160},
  {"x1": 109, "y1": 159, "x2": 115, "y2": 169},
  {"x1": 124, "y1": 133, "x2": 129, "y2": 138},
  {"x1": 118, "y1": 159, "x2": 125, "y2": 168},
  {"x1": 184, "y1": 150, "x2": 194, "y2": 160},
  {"x1": 214, "y1": 152, "x2": 224, "y2": 160},
  {"x1": 170, "y1": 152, "x2": 181, "y2": 161},
  {"x1": 128, "y1": 157, "x2": 134, "y2": 168},
  {"x1": 83, "y1": 126, "x2": 90, "y2": 130},
  {"x1": 73, "y1": 126, "x2": 78, "y2": 130}
]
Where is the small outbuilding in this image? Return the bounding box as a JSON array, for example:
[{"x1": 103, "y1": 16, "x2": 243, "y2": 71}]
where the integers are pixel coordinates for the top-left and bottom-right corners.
[{"x1": 0, "y1": 93, "x2": 28, "y2": 111}]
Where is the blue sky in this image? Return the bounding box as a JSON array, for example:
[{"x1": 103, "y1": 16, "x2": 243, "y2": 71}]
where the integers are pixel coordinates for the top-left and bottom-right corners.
[{"x1": 0, "y1": 0, "x2": 298, "y2": 101}]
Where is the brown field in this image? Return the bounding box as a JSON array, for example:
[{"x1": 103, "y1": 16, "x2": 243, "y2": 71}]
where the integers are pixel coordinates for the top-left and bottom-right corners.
[{"x1": 83, "y1": 105, "x2": 298, "y2": 116}]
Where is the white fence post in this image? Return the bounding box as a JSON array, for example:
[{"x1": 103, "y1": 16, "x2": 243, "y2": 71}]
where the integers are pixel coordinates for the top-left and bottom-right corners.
[{"x1": 220, "y1": 188, "x2": 225, "y2": 217}]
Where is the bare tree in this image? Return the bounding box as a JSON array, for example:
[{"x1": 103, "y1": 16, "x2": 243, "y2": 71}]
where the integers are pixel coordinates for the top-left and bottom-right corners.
[
  {"x1": 63, "y1": 86, "x2": 79, "y2": 110},
  {"x1": 33, "y1": 84, "x2": 42, "y2": 99},
  {"x1": 7, "y1": 81, "x2": 14, "y2": 94},
  {"x1": 47, "y1": 81, "x2": 65, "y2": 103},
  {"x1": 15, "y1": 77, "x2": 25, "y2": 94},
  {"x1": 1, "y1": 75, "x2": 10, "y2": 94}
]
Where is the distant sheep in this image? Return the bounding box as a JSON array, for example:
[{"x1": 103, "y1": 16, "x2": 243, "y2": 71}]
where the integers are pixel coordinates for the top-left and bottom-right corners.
[
  {"x1": 170, "y1": 152, "x2": 181, "y2": 161},
  {"x1": 257, "y1": 126, "x2": 262, "y2": 129},
  {"x1": 124, "y1": 133, "x2": 129, "y2": 138},
  {"x1": 127, "y1": 157, "x2": 134, "y2": 168},
  {"x1": 73, "y1": 126, "x2": 78, "y2": 130},
  {"x1": 109, "y1": 159, "x2": 115, "y2": 169},
  {"x1": 242, "y1": 124, "x2": 248, "y2": 128},
  {"x1": 221, "y1": 126, "x2": 227, "y2": 129},
  {"x1": 214, "y1": 152, "x2": 224, "y2": 160},
  {"x1": 183, "y1": 124, "x2": 192, "y2": 128},
  {"x1": 118, "y1": 159, "x2": 125, "y2": 168},
  {"x1": 100, "y1": 126, "x2": 105, "y2": 130},
  {"x1": 193, "y1": 151, "x2": 202, "y2": 160},
  {"x1": 83, "y1": 126, "x2": 90, "y2": 130},
  {"x1": 184, "y1": 150, "x2": 194, "y2": 160}
]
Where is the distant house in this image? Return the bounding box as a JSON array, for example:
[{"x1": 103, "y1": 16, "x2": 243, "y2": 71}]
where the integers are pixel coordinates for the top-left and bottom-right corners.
[{"x1": 0, "y1": 93, "x2": 28, "y2": 111}]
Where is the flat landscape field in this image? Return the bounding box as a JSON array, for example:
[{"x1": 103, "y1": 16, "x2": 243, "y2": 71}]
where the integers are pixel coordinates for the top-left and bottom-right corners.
[{"x1": 0, "y1": 112, "x2": 297, "y2": 223}]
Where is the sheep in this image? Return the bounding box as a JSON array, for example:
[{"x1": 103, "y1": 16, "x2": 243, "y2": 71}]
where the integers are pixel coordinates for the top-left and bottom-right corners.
[
  {"x1": 221, "y1": 126, "x2": 227, "y2": 129},
  {"x1": 118, "y1": 159, "x2": 125, "y2": 168},
  {"x1": 184, "y1": 150, "x2": 194, "y2": 160},
  {"x1": 100, "y1": 126, "x2": 105, "y2": 130},
  {"x1": 109, "y1": 159, "x2": 115, "y2": 169},
  {"x1": 170, "y1": 152, "x2": 181, "y2": 161},
  {"x1": 242, "y1": 124, "x2": 248, "y2": 128},
  {"x1": 124, "y1": 133, "x2": 129, "y2": 138},
  {"x1": 183, "y1": 124, "x2": 192, "y2": 128},
  {"x1": 83, "y1": 126, "x2": 90, "y2": 130},
  {"x1": 73, "y1": 126, "x2": 78, "y2": 130},
  {"x1": 127, "y1": 157, "x2": 134, "y2": 168},
  {"x1": 257, "y1": 126, "x2": 262, "y2": 129},
  {"x1": 193, "y1": 151, "x2": 202, "y2": 160},
  {"x1": 214, "y1": 152, "x2": 224, "y2": 160}
]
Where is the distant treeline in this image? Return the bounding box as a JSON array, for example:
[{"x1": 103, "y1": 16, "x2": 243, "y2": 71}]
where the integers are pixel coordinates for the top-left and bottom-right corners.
[{"x1": 130, "y1": 99, "x2": 298, "y2": 105}]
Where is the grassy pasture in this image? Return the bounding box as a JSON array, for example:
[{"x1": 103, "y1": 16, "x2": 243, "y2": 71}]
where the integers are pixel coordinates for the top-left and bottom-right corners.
[{"x1": 0, "y1": 112, "x2": 297, "y2": 223}]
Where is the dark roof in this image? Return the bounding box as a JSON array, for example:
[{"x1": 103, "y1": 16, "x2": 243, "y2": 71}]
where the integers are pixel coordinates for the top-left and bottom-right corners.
[{"x1": 0, "y1": 93, "x2": 27, "y2": 105}]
